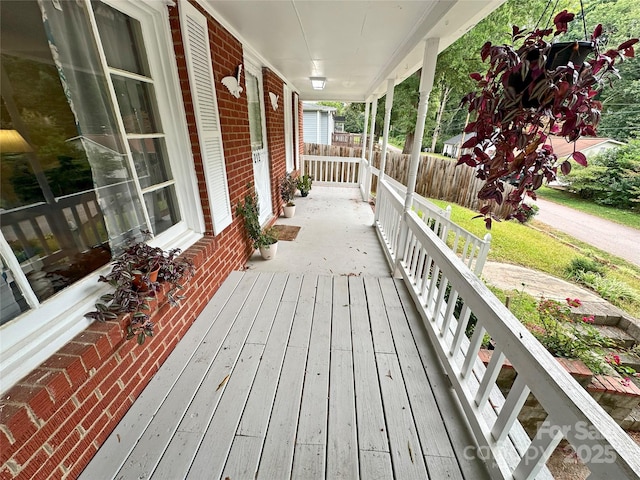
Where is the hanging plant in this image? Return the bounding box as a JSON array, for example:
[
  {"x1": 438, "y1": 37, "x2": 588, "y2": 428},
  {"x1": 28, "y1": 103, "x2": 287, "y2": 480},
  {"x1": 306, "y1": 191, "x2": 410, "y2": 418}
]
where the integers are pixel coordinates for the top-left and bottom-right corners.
[{"x1": 459, "y1": 10, "x2": 638, "y2": 228}]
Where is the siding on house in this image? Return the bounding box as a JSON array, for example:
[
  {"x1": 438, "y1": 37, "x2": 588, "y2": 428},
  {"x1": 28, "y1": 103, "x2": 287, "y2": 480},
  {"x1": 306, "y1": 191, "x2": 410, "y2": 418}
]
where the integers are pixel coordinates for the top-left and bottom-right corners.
[
  {"x1": 302, "y1": 103, "x2": 336, "y2": 145},
  {"x1": 0, "y1": 1, "x2": 294, "y2": 478},
  {"x1": 304, "y1": 111, "x2": 319, "y2": 143}
]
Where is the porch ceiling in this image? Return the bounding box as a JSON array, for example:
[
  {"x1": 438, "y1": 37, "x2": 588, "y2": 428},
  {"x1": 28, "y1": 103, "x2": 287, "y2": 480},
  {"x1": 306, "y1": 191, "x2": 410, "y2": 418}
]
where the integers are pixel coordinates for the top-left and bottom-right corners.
[{"x1": 205, "y1": 0, "x2": 506, "y2": 102}]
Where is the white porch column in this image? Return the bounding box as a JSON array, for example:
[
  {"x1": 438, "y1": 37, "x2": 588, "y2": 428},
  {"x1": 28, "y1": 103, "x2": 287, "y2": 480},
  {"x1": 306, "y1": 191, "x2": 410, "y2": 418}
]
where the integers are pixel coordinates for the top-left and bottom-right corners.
[
  {"x1": 358, "y1": 100, "x2": 371, "y2": 200},
  {"x1": 404, "y1": 38, "x2": 439, "y2": 212},
  {"x1": 378, "y1": 78, "x2": 395, "y2": 184},
  {"x1": 394, "y1": 38, "x2": 439, "y2": 275},
  {"x1": 365, "y1": 96, "x2": 378, "y2": 200},
  {"x1": 361, "y1": 100, "x2": 370, "y2": 156}
]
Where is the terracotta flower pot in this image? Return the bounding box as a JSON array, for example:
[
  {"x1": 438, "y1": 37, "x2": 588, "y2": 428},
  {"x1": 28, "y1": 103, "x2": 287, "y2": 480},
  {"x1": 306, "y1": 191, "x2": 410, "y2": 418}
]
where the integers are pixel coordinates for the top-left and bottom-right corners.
[{"x1": 132, "y1": 268, "x2": 159, "y2": 291}]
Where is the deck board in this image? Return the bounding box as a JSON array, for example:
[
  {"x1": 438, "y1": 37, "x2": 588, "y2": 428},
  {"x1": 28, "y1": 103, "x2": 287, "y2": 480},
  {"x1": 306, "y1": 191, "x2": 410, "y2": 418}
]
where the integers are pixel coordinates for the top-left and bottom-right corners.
[
  {"x1": 81, "y1": 272, "x2": 490, "y2": 479},
  {"x1": 349, "y1": 277, "x2": 390, "y2": 454}
]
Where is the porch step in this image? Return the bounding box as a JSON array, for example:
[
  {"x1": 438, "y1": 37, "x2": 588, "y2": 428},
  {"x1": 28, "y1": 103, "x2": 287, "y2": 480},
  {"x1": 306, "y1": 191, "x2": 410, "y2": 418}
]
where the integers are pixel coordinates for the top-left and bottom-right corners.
[
  {"x1": 621, "y1": 405, "x2": 640, "y2": 432},
  {"x1": 590, "y1": 324, "x2": 638, "y2": 349},
  {"x1": 603, "y1": 348, "x2": 640, "y2": 372},
  {"x1": 570, "y1": 300, "x2": 628, "y2": 326},
  {"x1": 573, "y1": 321, "x2": 637, "y2": 349}
]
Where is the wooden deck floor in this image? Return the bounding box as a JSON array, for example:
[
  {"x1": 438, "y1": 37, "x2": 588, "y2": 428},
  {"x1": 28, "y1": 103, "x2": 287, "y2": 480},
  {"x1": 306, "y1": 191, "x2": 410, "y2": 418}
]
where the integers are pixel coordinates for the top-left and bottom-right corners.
[{"x1": 80, "y1": 271, "x2": 489, "y2": 479}]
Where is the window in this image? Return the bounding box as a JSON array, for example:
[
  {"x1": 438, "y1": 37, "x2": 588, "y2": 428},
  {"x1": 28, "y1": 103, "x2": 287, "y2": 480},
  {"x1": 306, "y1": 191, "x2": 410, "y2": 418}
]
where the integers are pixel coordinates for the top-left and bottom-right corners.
[
  {"x1": 0, "y1": 0, "x2": 201, "y2": 391},
  {"x1": 246, "y1": 72, "x2": 264, "y2": 151}
]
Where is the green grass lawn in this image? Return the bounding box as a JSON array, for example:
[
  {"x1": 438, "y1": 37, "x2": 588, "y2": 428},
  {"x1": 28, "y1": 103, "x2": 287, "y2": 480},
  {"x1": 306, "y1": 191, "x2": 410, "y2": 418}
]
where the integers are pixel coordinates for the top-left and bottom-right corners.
[
  {"x1": 429, "y1": 198, "x2": 640, "y2": 317},
  {"x1": 536, "y1": 186, "x2": 640, "y2": 230}
]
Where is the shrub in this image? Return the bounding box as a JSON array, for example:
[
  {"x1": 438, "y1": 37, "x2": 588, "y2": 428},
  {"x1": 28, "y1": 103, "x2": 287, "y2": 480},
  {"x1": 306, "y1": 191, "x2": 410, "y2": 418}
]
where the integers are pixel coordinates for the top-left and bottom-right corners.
[
  {"x1": 565, "y1": 140, "x2": 640, "y2": 210},
  {"x1": 519, "y1": 203, "x2": 539, "y2": 223},
  {"x1": 565, "y1": 256, "x2": 605, "y2": 279},
  {"x1": 575, "y1": 271, "x2": 640, "y2": 303},
  {"x1": 525, "y1": 298, "x2": 612, "y2": 373}
]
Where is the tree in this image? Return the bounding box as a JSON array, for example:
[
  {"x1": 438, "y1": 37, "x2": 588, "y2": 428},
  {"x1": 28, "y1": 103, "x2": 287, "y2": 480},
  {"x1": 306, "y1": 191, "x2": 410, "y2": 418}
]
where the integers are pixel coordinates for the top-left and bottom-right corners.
[
  {"x1": 343, "y1": 104, "x2": 364, "y2": 133},
  {"x1": 566, "y1": 140, "x2": 640, "y2": 209},
  {"x1": 580, "y1": 0, "x2": 640, "y2": 141}
]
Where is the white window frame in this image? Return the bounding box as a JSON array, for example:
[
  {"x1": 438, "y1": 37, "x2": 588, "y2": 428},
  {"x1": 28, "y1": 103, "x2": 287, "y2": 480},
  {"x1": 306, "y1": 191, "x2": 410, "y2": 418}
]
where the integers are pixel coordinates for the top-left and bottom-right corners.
[
  {"x1": 0, "y1": 0, "x2": 203, "y2": 393},
  {"x1": 243, "y1": 54, "x2": 269, "y2": 155},
  {"x1": 283, "y1": 84, "x2": 294, "y2": 173},
  {"x1": 293, "y1": 92, "x2": 300, "y2": 170}
]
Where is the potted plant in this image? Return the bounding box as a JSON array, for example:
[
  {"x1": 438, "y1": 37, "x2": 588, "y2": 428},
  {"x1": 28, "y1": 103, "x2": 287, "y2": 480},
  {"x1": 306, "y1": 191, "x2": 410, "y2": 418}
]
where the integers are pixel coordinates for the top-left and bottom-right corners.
[
  {"x1": 280, "y1": 172, "x2": 298, "y2": 218},
  {"x1": 256, "y1": 226, "x2": 279, "y2": 260},
  {"x1": 459, "y1": 10, "x2": 638, "y2": 228},
  {"x1": 297, "y1": 174, "x2": 313, "y2": 197},
  {"x1": 85, "y1": 233, "x2": 195, "y2": 344},
  {"x1": 236, "y1": 185, "x2": 280, "y2": 260}
]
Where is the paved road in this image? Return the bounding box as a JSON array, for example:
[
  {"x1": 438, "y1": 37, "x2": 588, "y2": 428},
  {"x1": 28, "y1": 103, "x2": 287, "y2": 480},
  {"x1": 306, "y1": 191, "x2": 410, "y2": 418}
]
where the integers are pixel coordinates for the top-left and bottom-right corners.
[{"x1": 533, "y1": 197, "x2": 640, "y2": 266}]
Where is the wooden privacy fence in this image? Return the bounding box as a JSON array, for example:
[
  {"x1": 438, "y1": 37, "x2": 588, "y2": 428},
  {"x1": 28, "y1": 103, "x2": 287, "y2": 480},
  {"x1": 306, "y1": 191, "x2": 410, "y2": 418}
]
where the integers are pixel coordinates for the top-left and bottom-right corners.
[
  {"x1": 331, "y1": 133, "x2": 363, "y2": 147},
  {"x1": 303, "y1": 143, "x2": 515, "y2": 219}
]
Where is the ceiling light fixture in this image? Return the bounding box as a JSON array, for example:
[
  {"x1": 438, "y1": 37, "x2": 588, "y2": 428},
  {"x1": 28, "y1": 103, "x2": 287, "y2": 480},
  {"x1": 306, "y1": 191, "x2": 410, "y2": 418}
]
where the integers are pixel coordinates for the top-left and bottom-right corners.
[{"x1": 310, "y1": 77, "x2": 326, "y2": 90}]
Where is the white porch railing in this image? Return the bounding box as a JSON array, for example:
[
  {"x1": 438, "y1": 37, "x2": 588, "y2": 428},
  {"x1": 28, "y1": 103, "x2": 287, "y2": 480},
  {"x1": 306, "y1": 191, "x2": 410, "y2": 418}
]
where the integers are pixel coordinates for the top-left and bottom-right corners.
[
  {"x1": 374, "y1": 181, "x2": 640, "y2": 479},
  {"x1": 375, "y1": 178, "x2": 491, "y2": 275},
  {"x1": 301, "y1": 152, "x2": 491, "y2": 276},
  {"x1": 302, "y1": 154, "x2": 359, "y2": 185}
]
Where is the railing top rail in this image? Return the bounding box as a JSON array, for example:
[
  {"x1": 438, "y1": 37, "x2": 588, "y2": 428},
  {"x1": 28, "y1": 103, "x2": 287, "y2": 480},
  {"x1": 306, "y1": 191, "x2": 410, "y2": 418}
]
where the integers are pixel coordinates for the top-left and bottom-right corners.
[
  {"x1": 303, "y1": 154, "x2": 360, "y2": 163},
  {"x1": 404, "y1": 210, "x2": 640, "y2": 476},
  {"x1": 378, "y1": 178, "x2": 404, "y2": 210},
  {"x1": 378, "y1": 177, "x2": 489, "y2": 247}
]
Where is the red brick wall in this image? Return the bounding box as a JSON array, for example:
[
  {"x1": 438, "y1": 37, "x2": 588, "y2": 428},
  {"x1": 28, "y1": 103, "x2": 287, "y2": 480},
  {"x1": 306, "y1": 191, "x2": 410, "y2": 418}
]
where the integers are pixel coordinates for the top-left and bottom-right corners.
[
  {"x1": 263, "y1": 68, "x2": 287, "y2": 214},
  {"x1": 0, "y1": 1, "x2": 261, "y2": 478}
]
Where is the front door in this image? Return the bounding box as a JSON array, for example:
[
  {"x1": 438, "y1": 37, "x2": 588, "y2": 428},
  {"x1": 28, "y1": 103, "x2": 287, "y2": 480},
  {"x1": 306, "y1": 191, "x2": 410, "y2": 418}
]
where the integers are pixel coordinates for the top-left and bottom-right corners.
[{"x1": 245, "y1": 66, "x2": 272, "y2": 225}]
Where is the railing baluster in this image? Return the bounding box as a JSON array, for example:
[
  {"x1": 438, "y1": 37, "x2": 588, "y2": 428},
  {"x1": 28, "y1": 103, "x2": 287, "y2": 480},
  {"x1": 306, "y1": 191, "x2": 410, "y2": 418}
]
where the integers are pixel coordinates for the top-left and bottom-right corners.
[
  {"x1": 69, "y1": 206, "x2": 90, "y2": 249},
  {"x1": 512, "y1": 417, "x2": 563, "y2": 480},
  {"x1": 419, "y1": 255, "x2": 432, "y2": 298},
  {"x1": 462, "y1": 321, "x2": 485, "y2": 379},
  {"x1": 30, "y1": 217, "x2": 53, "y2": 255},
  {"x1": 416, "y1": 249, "x2": 426, "y2": 292},
  {"x1": 491, "y1": 374, "x2": 530, "y2": 444},
  {"x1": 475, "y1": 346, "x2": 504, "y2": 407},
  {"x1": 82, "y1": 200, "x2": 102, "y2": 245},
  {"x1": 451, "y1": 231, "x2": 461, "y2": 257},
  {"x1": 433, "y1": 275, "x2": 449, "y2": 329},
  {"x1": 425, "y1": 265, "x2": 441, "y2": 309},
  {"x1": 440, "y1": 288, "x2": 458, "y2": 338},
  {"x1": 450, "y1": 302, "x2": 471, "y2": 357}
]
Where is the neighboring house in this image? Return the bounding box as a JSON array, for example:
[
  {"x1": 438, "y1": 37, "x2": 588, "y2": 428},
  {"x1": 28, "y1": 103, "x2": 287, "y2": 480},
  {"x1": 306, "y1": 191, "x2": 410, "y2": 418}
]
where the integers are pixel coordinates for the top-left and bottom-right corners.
[
  {"x1": 303, "y1": 102, "x2": 336, "y2": 144},
  {"x1": 442, "y1": 132, "x2": 476, "y2": 158},
  {"x1": 547, "y1": 135, "x2": 625, "y2": 158},
  {"x1": 443, "y1": 132, "x2": 623, "y2": 159}
]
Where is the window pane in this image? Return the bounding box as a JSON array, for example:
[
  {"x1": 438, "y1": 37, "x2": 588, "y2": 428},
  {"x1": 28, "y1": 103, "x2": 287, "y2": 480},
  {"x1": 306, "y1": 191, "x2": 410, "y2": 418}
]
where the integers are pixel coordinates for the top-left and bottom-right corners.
[
  {"x1": 0, "y1": 0, "x2": 156, "y2": 316},
  {"x1": 1, "y1": 256, "x2": 29, "y2": 326},
  {"x1": 129, "y1": 137, "x2": 173, "y2": 189},
  {"x1": 0, "y1": 1, "x2": 114, "y2": 305},
  {"x1": 111, "y1": 76, "x2": 160, "y2": 134},
  {"x1": 92, "y1": 1, "x2": 150, "y2": 76},
  {"x1": 144, "y1": 186, "x2": 181, "y2": 235},
  {"x1": 246, "y1": 73, "x2": 263, "y2": 150}
]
